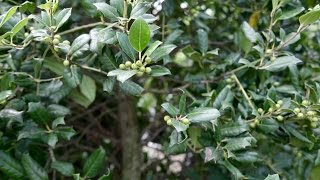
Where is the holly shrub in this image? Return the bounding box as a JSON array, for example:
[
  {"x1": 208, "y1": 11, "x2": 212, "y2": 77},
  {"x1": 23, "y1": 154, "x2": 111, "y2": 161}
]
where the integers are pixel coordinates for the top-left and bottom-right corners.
[{"x1": 1, "y1": 0, "x2": 320, "y2": 179}]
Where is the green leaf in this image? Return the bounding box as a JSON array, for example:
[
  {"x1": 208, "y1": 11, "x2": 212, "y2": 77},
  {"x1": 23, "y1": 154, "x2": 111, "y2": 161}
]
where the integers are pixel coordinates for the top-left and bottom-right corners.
[
  {"x1": 0, "y1": 151, "x2": 24, "y2": 178},
  {"x1": 20, "y1": 1, "x2": 35, "y2": 13},
  {"x1": 64, "y1": 65, "x2": 82, "y2": 88},
  {"x1": 55, "y1": 8, "x2": 72, "y2": 29},
  {"x1": 0, "y1": 90, "x2": 12, "y2": 101},
  {"x1": 128, "y1": 17, "x2": 151, "y2": 52},
  {"x1": 149, "y1": 65, "x2": 171, "y2": 77},
  {"x1": 52, "y1": 117, "x2": 65, "y2": 129},
  {"x1": 220, "y1": 123, "x2": 248, "y2": 137},
  {"x1": 117, "y1": 32, "x2": 136, "y2": 60},
  {"x1": 264, "y1": 174, "x2": 280, "y2": 180},
  {"x1": 103, "y1": 77, "x2": 116, "y2": 93},
  {"x1": 107, "y1": 69, "x2": 137, "y2": 83},
  {"x1": 299, "y1": 6, "x2": 320, "y2": 27},
  {"x1": 196, "y1": 29, "x2": 208, "y2": 54},
  {"x1": 150, "y1": 44, "x2": 176, "y2": 62},
  {"x1": 220, "y1": 160, "x2": 245, "y2": 180},
  {"x1": 0, "y1": 109, "x2": 23, "y2": 123},
  {"x1": 130, "y1": 2, "x2": 152, "y2": 19},
  {"x1": 224, "y1": 137, "x2": 255, "y2": 151},
  {"x1": 119, "y1": 80, "x2": 144, "y2": 96},
  {"x1": 21, "y1": 154, "x2": 49, "y2": 180},
  {"x1": 277, "y1": 7, "x2": 305, "y2": 20},
  {"x1": 69, "y1": 34, "x2": 91, "y2": 56},
  {"x1": 51, "y1": 161, "x2": 74, "y2": 176},
  {"x1": 187, "y1": 108, "x2": 220, "y2": 123},
  {"x1": 56, "y1": 127, "x2": 76, "y2": 140},
  {"x1": 242, "y1": 21, "x2": 257, "y2": 43},
  {"x1": 213, "y1": 86, "x2": 233, "y2": 109},
  {"x1": 145, "y1": 40, "x2": 163, "y2": 57},
  {"x1": 98, "y1": 174, "x2": 110, "y2": 180},
  {"x1": 70, "y1": 90, "x2": 93, "y2": 108},
  {"x1": 80, "y1": 76, "x2": 96, "y2": 103},
  {"x1": 161, "y1": 103, "x2": 179, "y2": 116},
  {"x1": 260, "y1": 56, "x2": 302, "y2": 71},
  {"x1": 285, "y1": 125, "x2": 313, "y2": 144},
  {"x1": 47, "y1": 133, "x2": 58, "y2": 147},
  {"x1": 94, "y1": 2, "x2": 119, "y2": 22},
  {"x1": 27, "y1": 102, "x2": 51, "y2": 125},
  {"x1": 179, "y1": 94, "x2": 186, "y2": 115},
  {"x1": 0, "y1": 6, "x2": 19, "y2": 28},
  {"x1": 110, "y1": 0, "x2": 124, "y2": 15},
  {"x1": 171, "y1": 119, "x2": 189, "y2": 132},
  {"x1": 83, "y1": 147, "x2": 106, "y2": 178},
  {"x1": 11, "y1": 17, "x2": 28, "y2": 36}
]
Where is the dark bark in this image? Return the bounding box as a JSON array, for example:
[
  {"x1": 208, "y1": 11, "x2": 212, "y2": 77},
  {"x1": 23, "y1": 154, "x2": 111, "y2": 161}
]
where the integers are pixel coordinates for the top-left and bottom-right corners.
[{"x1": 118, "y1": 94, "x2": 141, "y2": 180}]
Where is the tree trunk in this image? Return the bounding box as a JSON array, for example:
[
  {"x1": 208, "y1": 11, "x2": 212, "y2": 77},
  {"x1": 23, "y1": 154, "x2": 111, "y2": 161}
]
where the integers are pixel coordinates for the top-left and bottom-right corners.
[{"x1": 118, "y1": 94, "x2": 141, "y2": 180}]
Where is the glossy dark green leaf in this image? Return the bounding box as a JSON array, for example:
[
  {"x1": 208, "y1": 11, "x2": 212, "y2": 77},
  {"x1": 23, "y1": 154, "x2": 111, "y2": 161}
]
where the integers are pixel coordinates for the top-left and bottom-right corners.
[
  {"x1": 51, "y1": 161, "x2": 74, "y2": 176},
  {"x1": 242, "y1": 21, "x2": 257, "y2": 43},
  {"x1": 64, "y1": 65, "x2": 82, "y2": 88},
  {"x1": 107, "y1": 69, "x2": 137, "y2": 83},
  {"x1": 27, "y1": 102, "x2": 51, "y2": 125},
  {"x1": 213, "y1": 86, "x2": 233, "y2": 110},
  {"x1": 220, "y1": 123, "x2": 248, "y2": 137},
  {"x1": 196, "y1": 29, "x2": 208, "y2": 54},
  {"x1": 80, "y1": 75, "x2": 96, "y2": 103},
  {"x1": 117, "y1": 32, "x2": 136, "y2": 60},
  {"x1": 94, "y1": 2, "x2": 119, "y2": 22},
  {"x1": 171, "y1": 119, "x2": 189, "y2": 132},
  {"x1": 128, "y1": 18, "x2": 151, "y2": 52},
  {"x1": 21, "y1": 154, "x2": 48, "y2": 180},
  {"x1": 103, "y1": 77, "x2": 116, "y2": 93},
  {"x1": 277, "y1": 7, "x2": 304, "y2": 20},
  {"x1": 179, "y1": 94, "x2": 186, "y2": 115},
  {"x1": 83, "y1": 147, "x2": 106, "y2": 178},
  {"x1": 119, "y1": 80, "x2": 144, "y2": 96},
  {"x1": 260, "y1": 56, "x2": 302, "y2": 71},
  {"x1": 145, "y1": 40, "x2": 162, "y2": 57},
  {"x1": 187, "y1": 108, "x2": 220, "y2": 123},
  {"x1": 149, "y1": 65, "x2": 171, "y2": 77},
  {"x1": 161, "y1": 103, "x2": 179, "y2": 116},
  {"x1": 55, "y1": 8, "x2": 72, "y2": 29},
  {"x1": 0, "y1": 151, "x2": 24, "y2": 178},
  {"x1": 150, "y1": 44, "x2": 176, "y2": 62},
  {"x1": 69, "y1": 34, "x2": 91, "y2": 56}
]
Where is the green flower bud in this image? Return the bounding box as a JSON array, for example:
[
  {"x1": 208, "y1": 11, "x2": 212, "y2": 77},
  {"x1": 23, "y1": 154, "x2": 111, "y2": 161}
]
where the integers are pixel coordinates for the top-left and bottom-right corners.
[
  {"x1": 136, "y1": 60, "x2": 143, "y2": 66},
  {"x1": 311, "y1": 122, "x2": 317, "y2": 128},
  {"x1": 136, "y1": 71, "x2": 144, "y2": 77},
  {"x1": 167, "y1": 119, "x2": 172, "y2": 126},
  {"x1": 275, "y1": 104, "x2": 281, "y2": 109},
  {"x1": 307, "y1": 111, "x2": 315, "y2": 116},
  {"x1": 268, "y1": 107, "x2": 273, "y2": 113},
  {"x1": 125, "y1": 61, "x2": 132, "y2": 67},
  {"x1": 312, "y1": 117, "x2": 318, "y2": 122},
  {"x1": 164, "y1": 115, "x2": 171, "y2": 121},
  {"x1": 119, "y1": 64, "x2": 126, "y2": 69},
  {"x1": 277, "y1": 115, "x2": 284, "y2": 121},
  {"x1": 181, "y1": 118, "x2": 190, "y2": 124},
  {"x1": 63, "y1": 40, "x2": 70, "y2": 45},
  {"x1": 266, "y1": 49, "x2": 273, "y2": 54},
  {"x1": 254, "y1": 119, "x2": 259, "y2": 124},
  {"x1": 139, "y1": 66, "x2": 146, "y2": 72},
  {"x1": 302, "y1": 100, "x2": 309, "y2": 106},
  {"x1": 53, "y1": 38, "x2": 60, "y2": 45},
  {"x1": 131, "y1": 63, "x2": 138, "y2": 70},
  {"x1": 297, "y1": 113, "x2": 304, "y2": 118},
  {"x1": 63, "y1": 60, "x2": 70, "y2": 67},
  {"x1": 226, "y1": 78, "x2": 232, "y2": 84},
  {"x1": 54, "y1": 34, "x2": 61, "y2": 40},
  {"x1": 258, "y1": 108, "x2": 264, "y2": 114},
  {"x1": 145, "y1": 57, "x2": 152, "y2": 64},
  {"x1": 294, "y1": 108, "x2": 301, "y2": 113},
  {"x1": 29, "y1": 27, "x2": 34, "y2": 31},
  {"x1": 273, "y1": 82, "x2": 280, "y2": 86},
  {"x1": 145, "y1": 67, "x2": 152, "y2": 74},
  {"x1": 54, "y1": 46, "x2": 59, "y2": 52},
  {"x1": 250, "y1": 122, "x2": 256, "y2": 128},
  {"x1": 277, "y1": 100, "x2": 283, "y2": 105},
  {"x1": 24, "y1": 32, "x2": 29, "y2": 37}
]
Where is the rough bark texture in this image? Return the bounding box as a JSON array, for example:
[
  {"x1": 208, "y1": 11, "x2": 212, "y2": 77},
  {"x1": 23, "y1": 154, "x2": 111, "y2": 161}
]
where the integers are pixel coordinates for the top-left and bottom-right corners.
[{"x1": 118, "y1": 94, "x2": 141, "y2": 180}]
